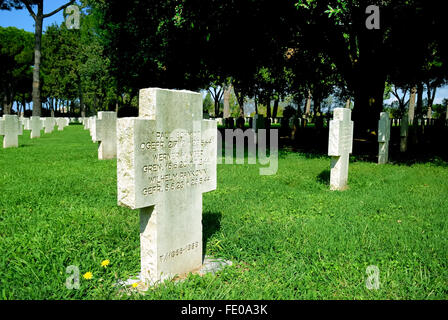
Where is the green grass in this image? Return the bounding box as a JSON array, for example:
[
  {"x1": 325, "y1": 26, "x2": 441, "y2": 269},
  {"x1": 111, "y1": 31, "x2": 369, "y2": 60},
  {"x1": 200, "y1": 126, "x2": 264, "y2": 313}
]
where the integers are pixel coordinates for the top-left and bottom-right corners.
[{"x1": 0, "y1": 125, "x2": 447, "y2": 299}]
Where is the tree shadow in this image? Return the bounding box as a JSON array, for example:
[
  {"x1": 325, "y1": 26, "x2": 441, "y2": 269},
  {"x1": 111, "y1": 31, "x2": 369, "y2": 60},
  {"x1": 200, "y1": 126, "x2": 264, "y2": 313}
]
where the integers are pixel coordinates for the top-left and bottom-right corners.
[
  {"x1": 317, "y1": 169, "x2": 330, "y2": 185},
  {"x1": 202, "y1": 211, "x2": 222, "y2": 260}
]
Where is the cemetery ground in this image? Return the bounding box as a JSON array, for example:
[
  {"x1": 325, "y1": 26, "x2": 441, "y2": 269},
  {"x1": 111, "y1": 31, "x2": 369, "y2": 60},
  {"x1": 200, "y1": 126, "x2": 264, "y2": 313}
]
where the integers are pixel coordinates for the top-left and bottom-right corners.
[{"x1": 0, "y1": 124, "x2": 447, "y2": 300}]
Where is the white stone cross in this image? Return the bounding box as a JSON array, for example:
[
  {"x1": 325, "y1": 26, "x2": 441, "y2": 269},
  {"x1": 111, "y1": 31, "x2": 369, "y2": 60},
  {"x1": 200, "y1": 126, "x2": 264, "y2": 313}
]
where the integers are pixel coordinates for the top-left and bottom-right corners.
[
  {"x1": 328, "y1": 108, "x2": 354, "y2": 191},
  {"x1": 84, "y1": 117, "x2": 91, "y2": 130},
  {"x1": 43, "y1": 117, "x2": 55, "y2": 134},
  {"x1": 92, "y1": 111, "x2": 117, "y2": 159},
  {"x1": 56, "y1": 118, "x2": 68, "y2": 131},
  {"x1": 30, "y1": 116, "x2": 43, "y2": 138},
  {"x1": 0, "y1": 115, "x2": 23, "y2": 148},
  {"x1": 89, "y1": 116, "x2": 97, "y2": 140},
  {"x1": 116, "y1": 88, "x2": 217, "y2": 285},
  {"x1": 378, "y1": 112, "x2": 391, "y2": 164}
]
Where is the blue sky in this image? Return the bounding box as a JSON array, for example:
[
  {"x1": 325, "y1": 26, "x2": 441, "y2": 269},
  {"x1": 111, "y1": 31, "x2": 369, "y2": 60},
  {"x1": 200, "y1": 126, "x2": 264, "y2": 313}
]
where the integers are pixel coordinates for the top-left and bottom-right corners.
[
  {"x1": 1, "y1": 1, "x2": 447, "y2": 107},
  {"x1": 0, "y1": 0, "x2": 68, "y2": 32}
]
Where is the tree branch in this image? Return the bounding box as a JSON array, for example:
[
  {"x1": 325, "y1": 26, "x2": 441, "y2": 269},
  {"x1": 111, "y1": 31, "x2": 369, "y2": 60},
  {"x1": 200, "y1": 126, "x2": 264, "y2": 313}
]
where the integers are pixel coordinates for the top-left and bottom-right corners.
[
  {"x1": 43, "y1": 0, "x2": 75, "y2": 19},
  {"x1": 22, "y1": 0, "x2": 36, "y2": 21}
]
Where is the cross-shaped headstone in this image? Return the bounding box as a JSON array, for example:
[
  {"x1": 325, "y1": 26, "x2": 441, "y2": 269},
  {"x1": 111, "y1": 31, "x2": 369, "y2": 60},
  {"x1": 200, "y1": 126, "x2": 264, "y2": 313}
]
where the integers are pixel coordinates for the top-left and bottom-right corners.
[
  {"x1": 116, "y1": 88, "x2": 217, "y2": 285},
  {"x1": 30, "y1": 116, "x2": 43, "y2": 139},
  {"x1": 92, "y1": 111, "x2": 117, "y2": 159},
  {"x1": 56, "y1": 118, "x2": 67, "y2": 131},
  {"x1": 84, "y1": 117, "x2": 91, "y2": 130},
  {"x1": 378, "y1": 112, "x2": 391, "y2": 164},
  {"x1": 43, "y1": 117, "x2": 55, "y2": 134},
  {"x1": 0, "y1": 115, "x2": 22, "y2": 148},
  {"x1": 328, "y1": 108, "x2": 354, "y2": 191}
]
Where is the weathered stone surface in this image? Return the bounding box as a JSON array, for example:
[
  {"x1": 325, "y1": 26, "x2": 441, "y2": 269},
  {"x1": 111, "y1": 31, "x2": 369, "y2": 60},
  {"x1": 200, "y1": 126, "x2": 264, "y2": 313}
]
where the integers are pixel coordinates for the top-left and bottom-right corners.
[
  {"x1": 378, "y1": 112, "x2": 391, "y2": 164},
  {"x1": 93, "y1": 111, "x2": 117, "y2": 159},
  {"x1": 0, "y1": 115, "x2": 22, "y2": 148},
  {"x1": 328, "y1": 108, "x2": 353, "y2": 191},
  {"x1": 117, "y1": 88, "x2": 217, "y2": 285}
]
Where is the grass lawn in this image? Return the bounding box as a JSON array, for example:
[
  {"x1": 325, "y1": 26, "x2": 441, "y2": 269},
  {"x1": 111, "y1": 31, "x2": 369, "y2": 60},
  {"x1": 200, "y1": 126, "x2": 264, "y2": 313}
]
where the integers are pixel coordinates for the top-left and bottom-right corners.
[{"x1": 0, "y1": 124, "x2": 447, "y2": 299}]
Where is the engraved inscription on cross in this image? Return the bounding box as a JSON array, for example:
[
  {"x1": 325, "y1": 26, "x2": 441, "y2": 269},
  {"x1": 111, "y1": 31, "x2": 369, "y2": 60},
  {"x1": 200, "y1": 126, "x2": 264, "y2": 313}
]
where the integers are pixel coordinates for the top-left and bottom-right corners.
[
  {"x1": 116, "y1": 88, "x2": 217, "y2": 285},
  {"x1": 328, "y1": 108, "x2": 354, "y2": 190}
]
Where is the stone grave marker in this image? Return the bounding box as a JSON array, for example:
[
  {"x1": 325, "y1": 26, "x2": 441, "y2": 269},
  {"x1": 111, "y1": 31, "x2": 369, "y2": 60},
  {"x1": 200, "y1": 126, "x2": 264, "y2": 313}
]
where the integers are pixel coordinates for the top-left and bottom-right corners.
[
  {"x1": 92, "y1": 111, "x2": 117, "y2": 159},
  {"x1": 0, "y1": 115, "x2": 22, "y2": 148},
  {"x1": 30, "y1": 116, "x2": 43, "y2": 139},
  {"x1": 43, "y1": 117, "x2": 55, "y2": 134},
  {"x1": 56, "y1": 118, "x2": 64, "y2": 131},
  {"x1": 328, "y1": 108, "x2": 354, "y2": 191},
  {"x1": 117, "y1": 88, "x2": 217, "y2": 285},
  {"x1": 378, "y1": 112, "x2": 391, "y2": 164},
  {"x1": 24, "y1": 118, "x2": 31, "y2": 130},
  {"x1": 89, "y1": 116, "x2": 97, "y2": 140},
  {"x1": 84, "y1": 117, "x2": 91, "y2": 130}
]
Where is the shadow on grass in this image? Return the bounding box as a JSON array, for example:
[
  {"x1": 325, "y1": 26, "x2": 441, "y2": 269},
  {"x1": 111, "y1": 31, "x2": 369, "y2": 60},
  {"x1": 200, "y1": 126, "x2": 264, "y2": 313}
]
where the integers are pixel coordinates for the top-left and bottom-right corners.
[
  {"x1": 316, "y1": 169, "x2": 330, "y2": 185},
  {"x1": 202, "y1": 211, "x2": 222, "y2": 259}
]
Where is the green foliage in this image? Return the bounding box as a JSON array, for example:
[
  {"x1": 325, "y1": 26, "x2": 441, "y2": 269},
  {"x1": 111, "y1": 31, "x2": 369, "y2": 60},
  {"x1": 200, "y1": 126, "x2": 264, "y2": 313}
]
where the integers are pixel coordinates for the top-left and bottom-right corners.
[
  {"x1": 0, "y1": 26, "x2": 33, "y2": 113},
  {"x1": 202, "y1": 92, "x2": 213, "y2": 114}
]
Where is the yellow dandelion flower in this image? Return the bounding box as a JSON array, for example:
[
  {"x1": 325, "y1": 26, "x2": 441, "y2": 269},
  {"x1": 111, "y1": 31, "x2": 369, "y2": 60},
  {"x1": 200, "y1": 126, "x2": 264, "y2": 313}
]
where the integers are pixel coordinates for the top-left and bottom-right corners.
[
  {"x1": 83, "y1": 272, "x2": 93, "y2": 280},
  {"x1": 101, "y1": 259, "x2": 110, "y2": 268}
]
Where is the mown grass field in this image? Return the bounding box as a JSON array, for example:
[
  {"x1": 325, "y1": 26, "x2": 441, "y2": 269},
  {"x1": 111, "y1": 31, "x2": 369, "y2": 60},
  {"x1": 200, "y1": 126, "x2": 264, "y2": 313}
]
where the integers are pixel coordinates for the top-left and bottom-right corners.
[{"x1": 0, "y1": 124, "x2": 447, "y2": 299}]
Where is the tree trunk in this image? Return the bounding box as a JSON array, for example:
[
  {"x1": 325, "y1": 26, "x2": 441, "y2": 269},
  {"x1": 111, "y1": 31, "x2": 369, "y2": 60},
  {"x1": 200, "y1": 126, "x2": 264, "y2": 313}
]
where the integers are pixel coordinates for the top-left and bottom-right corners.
[
  {"x1": 408, "y1": 86, "x2": 416, "y2": 125},
  {"x1": 415, "y1": 82, "x2": 423, "y2": 125},
  {"x1": 266, "y1": 95, "x2": 271, "y2": 119},
  {"x1": 426, "y1": 86, "x2": 436, "y2": 120},
  {"x1": 31, "y1": 2, "x2": 44, "y2": 116},
  {"x1": 445, "y1": 100, "x2": 448, "y2": 123},
  {"x1": 272, "y1": 98, "x2": 279, "y2": 119},
  {"x1": 254, "y1": 93, "x2": 258, "y2": 115},
  {"x1": 313, "y1": 95, "x2": 320, "y2": 114},
  {"x1": 223, "y1": 85, "x2": 231, "y2": 118},
  {"x1": 345, "y1": 98, "x2": 351, "y2": 109},
  {"x1": 305, "y1": 90, "x2": 311, "y2": 117}
]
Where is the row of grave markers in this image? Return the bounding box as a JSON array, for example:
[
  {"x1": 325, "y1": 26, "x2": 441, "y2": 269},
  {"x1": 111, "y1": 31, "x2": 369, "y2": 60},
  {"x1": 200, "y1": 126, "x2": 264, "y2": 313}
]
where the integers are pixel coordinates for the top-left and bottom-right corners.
[
  {"x1": 77, "y1": 91, "x2": 392, "y2": 286},
  {"x1": 1, "y1": 89, "x2": 393, "y2": 287},
  {"x1": 0, "y1": 115, "x2": 75, "y2": 148}
]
